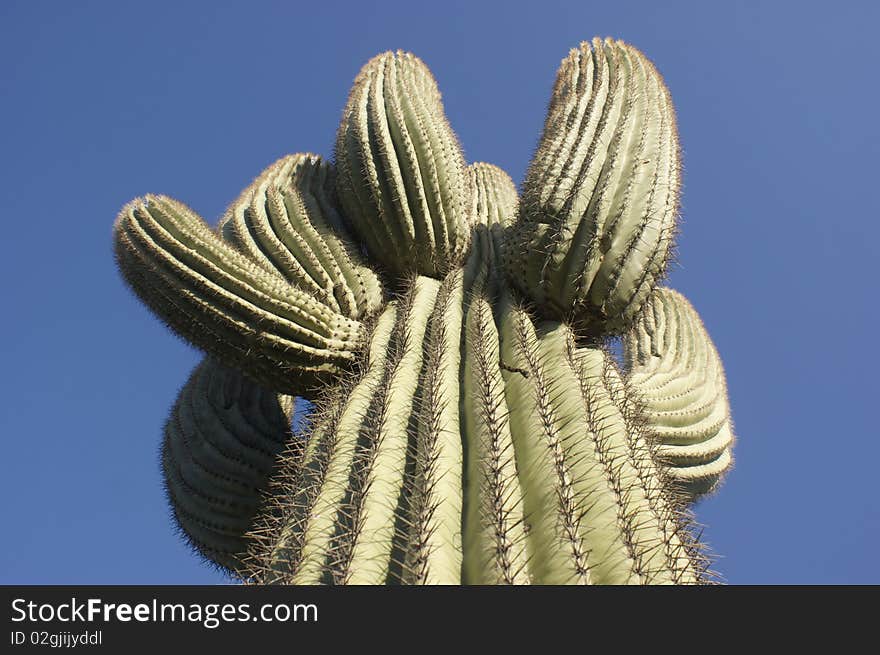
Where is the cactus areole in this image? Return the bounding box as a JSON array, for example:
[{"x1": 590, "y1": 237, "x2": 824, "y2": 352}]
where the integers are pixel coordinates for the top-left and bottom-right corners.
[{"x1": 114, "y1": 38, "x2": 735, "y2": 584}]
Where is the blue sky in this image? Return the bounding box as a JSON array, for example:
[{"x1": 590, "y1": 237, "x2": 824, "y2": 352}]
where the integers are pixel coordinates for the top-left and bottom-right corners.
[{"x1": 2, "y1": 0, "x2": 877, "y2": 584}]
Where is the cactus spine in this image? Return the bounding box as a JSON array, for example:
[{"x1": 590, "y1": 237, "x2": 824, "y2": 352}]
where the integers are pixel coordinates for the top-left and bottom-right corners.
[{"x1": 114, "y1": 38, "x2": 734, "y2": 584}]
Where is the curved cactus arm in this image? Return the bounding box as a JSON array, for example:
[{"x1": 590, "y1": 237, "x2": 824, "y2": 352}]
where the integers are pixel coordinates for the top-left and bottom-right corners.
[
  {"x1": 335, "y1": 51, "x2": 472, "y2": 279},
  {"x1": 505, "y1": 37, "x2": 679, "y2": 335},
  {"x1": 623, "y1": 287, "x2": 735, "y2": 500},
  {"x1": 162, "y1": 357, "x2": 295, "y2": 573},
  {"x1": 113, "y1": 195, "x2": 366, "y2": 395},
  {"x1": 218, "y1": 154, "x2": 384, "y2": 320}
]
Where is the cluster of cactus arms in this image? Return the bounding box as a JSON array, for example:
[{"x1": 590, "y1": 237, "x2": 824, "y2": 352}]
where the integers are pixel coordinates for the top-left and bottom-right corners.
[{"x1": 114, "y1": 37, "x2": 735, "y2": 585}]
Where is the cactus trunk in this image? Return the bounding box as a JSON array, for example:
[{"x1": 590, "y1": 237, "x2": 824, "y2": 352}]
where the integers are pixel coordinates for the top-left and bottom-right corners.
[{"x1": 242, "y1": 230, "x2": 708, "y2": 584}]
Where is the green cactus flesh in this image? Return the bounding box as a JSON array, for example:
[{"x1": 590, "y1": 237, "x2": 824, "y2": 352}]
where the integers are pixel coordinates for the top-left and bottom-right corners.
[{"x1": 114, "y1": 38, "x2": 734, "y2": 584}]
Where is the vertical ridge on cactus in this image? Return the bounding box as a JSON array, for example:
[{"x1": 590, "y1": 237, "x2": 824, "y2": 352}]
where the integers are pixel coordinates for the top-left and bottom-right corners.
[
  {"x1": 248, "y1": 308, "x2": 400, "y2": 584},
  {"x1": 404, "y1": 268, "x2": 465, "y2": 584},
  {"x1": 469, "y1": 162, "x2": 519, "y2": 228},
  {"x1": 113, "y1": 37, "x2": 736, "y2": 585},
  {"x1": 460, "y1": 230, "x2": 531, "y2": 585}
]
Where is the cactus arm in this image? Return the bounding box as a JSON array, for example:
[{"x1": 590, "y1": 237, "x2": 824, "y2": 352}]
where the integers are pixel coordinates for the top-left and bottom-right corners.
[
  {"x1": 383, "y1": 60, "x2": 442, "y2": 260},
  {"x1": 624, "y1": 287, "x2": 734, "y2": 499},
  {"x1": 221, "y1": 157, "x2": 334, "y2": 308},
  {"x1": 470, "y1": 163, "x2": 519, "y2": 229},
  {"x1": 397, "y1": 59, "x2": 466, "y2": 263},
  {"x1": 335, "y1": 81, "x2": 409, "y2": 269},
  {"x1": 219, "y1": 154, "x2": 384, "y2": 320},
  {"x1": 162, "y1": 358, "x2": 294, "y2": 573},
  {"x1": 505, "y1": 38, "x2": 679, "y2": 335},
  {"x1": 335, "y1": 52, "x2": 471, "y2": 278},
  {"x1": 114, "y1": 195, "x2": 365, "y2": 395},
  {"x1": 549, "y1": 40, "x2": 627, "y2": 303},
  {"x1": 588, "y1": 46, "x2": 676, "y2": 319},
  {"x1": 299, "y1": 162, "x2": 385, "y2": 318}
]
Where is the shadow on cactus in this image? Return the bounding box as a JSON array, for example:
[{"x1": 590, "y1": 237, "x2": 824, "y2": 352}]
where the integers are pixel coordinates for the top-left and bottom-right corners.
[{"x1": 114, "y1": 37, "x2": 735, "y2": 584}]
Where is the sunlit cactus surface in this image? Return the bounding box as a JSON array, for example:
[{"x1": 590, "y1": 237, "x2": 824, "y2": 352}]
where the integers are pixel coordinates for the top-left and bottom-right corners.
[{"x1": 114, "y1": 37, "x2": 735, "y2": 585}]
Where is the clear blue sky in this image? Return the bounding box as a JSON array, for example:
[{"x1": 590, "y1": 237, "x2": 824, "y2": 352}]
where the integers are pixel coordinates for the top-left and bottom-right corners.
[{"x1": 2, "y1": 0, "x2": 877, "y2": 584}]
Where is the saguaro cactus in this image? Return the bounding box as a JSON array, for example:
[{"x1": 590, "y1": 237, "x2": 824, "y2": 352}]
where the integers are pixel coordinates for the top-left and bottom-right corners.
[{"x1": 114, "y1": 37, "x2": 735, "y2": 584}]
